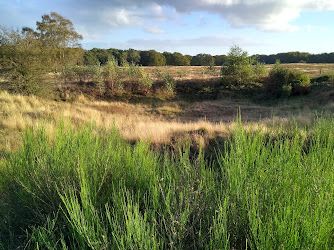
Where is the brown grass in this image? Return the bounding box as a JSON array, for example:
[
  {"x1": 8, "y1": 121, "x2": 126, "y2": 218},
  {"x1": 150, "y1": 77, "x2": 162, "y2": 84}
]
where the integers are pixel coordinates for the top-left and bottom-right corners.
[
  {"x1": 1, "y1": 64, "x2": 333, "y2": 155},
  {"x1": 0, "y1": 91, "x2": 232, "y2": 153},
  {"x1": 2, "y1": 86, "x2": 332, "y2": 156},
  {"x1": 143, "y1": 64, "x2": 334, "y2": 80}
]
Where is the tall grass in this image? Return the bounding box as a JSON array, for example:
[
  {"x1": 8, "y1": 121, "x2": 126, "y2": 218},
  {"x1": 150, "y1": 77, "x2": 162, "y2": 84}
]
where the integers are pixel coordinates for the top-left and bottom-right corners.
[{"x1": 0, "y1": 117, "x2": 333, "y2": 249}]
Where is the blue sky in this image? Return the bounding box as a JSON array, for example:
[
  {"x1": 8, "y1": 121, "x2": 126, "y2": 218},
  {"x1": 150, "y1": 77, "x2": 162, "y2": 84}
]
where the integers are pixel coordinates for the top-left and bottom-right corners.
[{"x1": 1, "y1": 0, "x2": 334, "y2": 55}]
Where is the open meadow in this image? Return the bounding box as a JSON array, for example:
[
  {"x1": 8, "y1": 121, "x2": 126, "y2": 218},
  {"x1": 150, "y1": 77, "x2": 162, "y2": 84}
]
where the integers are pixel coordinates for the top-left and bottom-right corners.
[
  {"x1": 2, "y1": 3, "x2": 334, "y2": 248},
  {"x1": 1, "y1": 61, "x2": 334, "y2": 249}
]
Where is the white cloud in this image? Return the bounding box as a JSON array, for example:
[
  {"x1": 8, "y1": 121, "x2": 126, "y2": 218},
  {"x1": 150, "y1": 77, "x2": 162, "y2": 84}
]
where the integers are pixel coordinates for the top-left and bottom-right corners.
[
  {"x1": 143, "y1": 26, "x2": 165, "y2": 34},
  {"x1": 2, "y1": 0, "x2": 333, "y2": 36},
  {"x1": 121, "y1": 35, "x2": 274, "y2": 53},
  {"x1": 72, "y1": 0, "x2": 334, "y2": 32}
]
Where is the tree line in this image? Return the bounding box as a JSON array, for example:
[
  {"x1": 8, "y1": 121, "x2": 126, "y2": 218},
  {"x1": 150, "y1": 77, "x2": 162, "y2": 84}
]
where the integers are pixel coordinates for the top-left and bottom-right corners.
[
  {"x1": 256, "y1": 52, "x2": 334, "y2": 64},
  {"x1": 84, "y1": 48, "x2": 334, "y2": 67},
  {"x1": 84, "y1": 48, "x2": 224, "y2": 67}
]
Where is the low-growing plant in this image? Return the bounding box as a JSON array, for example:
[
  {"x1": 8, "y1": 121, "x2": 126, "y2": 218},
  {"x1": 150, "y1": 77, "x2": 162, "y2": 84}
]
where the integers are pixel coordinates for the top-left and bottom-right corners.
[
  {"x1": 152, "y1": 69, "x2": 176, "y2": 95},
  {"x1": 311, "y1": 72, "x2": 334, "y2": 85},
  {"x1": 1, "y1": 117, "x2": 334, "y2": 249},
  {"x1": 162, "y1": 71, "x2": 175, "y2": 93}
]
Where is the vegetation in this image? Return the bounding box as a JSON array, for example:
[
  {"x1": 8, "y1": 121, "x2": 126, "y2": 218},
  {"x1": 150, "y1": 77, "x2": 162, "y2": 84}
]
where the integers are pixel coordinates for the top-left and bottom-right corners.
[
  {"x1": 0, "y1": 116, "x2": 333, "y2": 249},
  {"x1": 1, "y1": 9, "x2": 334, "y2": 250},
  {"x1": 0, "y1": 12, "x2": 83, "y2": 96},
  {"x1": 221, "y1": 45, "x2": 257, "y2": 87},
  {"x1": 257, "y1": 51, "x2": 334, "y2": 64},
  {"x1": 265, "y1": 61, "x2": 311, "y2": 97},
  {"x1": 83, "y1": 48, "x2": 334, "y2": 67}
]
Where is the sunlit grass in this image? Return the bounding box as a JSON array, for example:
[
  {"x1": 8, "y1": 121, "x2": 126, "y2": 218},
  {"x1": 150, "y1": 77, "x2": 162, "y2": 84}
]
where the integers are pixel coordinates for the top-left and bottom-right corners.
[{"x1": 0, "y1": 116, "x2": 333, "y2": 249}]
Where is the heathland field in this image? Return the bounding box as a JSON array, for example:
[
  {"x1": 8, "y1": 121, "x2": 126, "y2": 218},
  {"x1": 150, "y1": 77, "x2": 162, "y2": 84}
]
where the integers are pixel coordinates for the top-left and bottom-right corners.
[{"x1": 0, "y1": 61, "x2": 334, "y2": 249}]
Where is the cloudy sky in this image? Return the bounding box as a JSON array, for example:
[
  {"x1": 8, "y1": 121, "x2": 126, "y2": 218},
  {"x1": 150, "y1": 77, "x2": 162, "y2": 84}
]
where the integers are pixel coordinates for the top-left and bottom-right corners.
[{"x1": 1, "y1": 0, "x2": 334, "y2": 55}]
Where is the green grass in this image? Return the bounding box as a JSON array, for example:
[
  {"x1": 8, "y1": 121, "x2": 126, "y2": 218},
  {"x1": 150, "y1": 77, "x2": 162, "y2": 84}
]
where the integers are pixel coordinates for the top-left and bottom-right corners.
[{"x1": 0, "y1": 117, "x2": 333, "y2": 249}]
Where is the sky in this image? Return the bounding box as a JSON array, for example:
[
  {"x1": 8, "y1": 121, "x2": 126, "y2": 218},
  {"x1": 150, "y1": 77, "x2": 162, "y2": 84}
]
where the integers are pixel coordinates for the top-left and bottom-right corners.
[{"x1": 1, "y1": 0, "x2": 334, "y2": 56}]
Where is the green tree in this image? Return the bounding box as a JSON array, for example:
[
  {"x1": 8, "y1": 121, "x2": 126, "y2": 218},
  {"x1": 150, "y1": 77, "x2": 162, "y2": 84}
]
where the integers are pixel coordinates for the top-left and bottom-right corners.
[
  {"x1": 163, "y1": 51, "x2": 173, "y2": 65},
  {"x1": 90, "y1": 48, "x2": 111, "y2": 65},
  {"x1": 221, "y1": 45, "x2": 255, "y2": 87},
  {"x1": 0, "y1": 26, "x2": 52, "y2": 95},
  {"x1": 83, "y1": 51, "x2": 99, "y2": 65},
  {"x1": 191, "y1": 53, "x2": 214, "y2": 66},
  {"x1": 140, "y1": 50, "x2": 166, "y2": 66},
  {"x1": 0, "y1": 12, "x2": 83, "y2": 96},
  {"x1": 36, "y1": 12, "x2": 82, "y2": 48},
  {"x1": 35, "y1": 12, "x2": 83, "y2": 71},
  {"x1": 127, "y1": 48, "x2": 141, "y2": 64},
  {"x1": 214, "y1": 55, "x2": 227, "y2": 66},
  {"x1": 171, "y1": 52, "x2": 190, "y2": 66}
]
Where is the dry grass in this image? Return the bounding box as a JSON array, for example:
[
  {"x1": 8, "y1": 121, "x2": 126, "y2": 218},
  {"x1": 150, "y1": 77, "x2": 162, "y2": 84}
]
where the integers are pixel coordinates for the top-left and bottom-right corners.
[
  {"x1": 144, "y1": 66, "x2": 221, "y2": 81},
  {"x1": 1, "y1": 80, "x2": 332, "y2": 155},
  {"x1": 143, "y1": 64, "x2": 334, "y2": 80},
  {"x1": 0, "y1": 91, "x2": 232, "y2": 153}
]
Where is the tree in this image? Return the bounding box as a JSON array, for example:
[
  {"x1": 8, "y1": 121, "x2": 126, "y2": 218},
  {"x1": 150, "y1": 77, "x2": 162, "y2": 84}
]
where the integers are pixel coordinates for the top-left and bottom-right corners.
[
  {"x1": 171, "y1": 52, "x2": 190, "y2": 66},
  {"x1": 140, "y1": 50, "x2": 166, "y2": 66},
  {"x1": 36, "y1": 12, "x2": 82, "y2": 48},
  {"x1": 0, "y1": 26, "x2": 52, "y2": 95},
  {"x1": 83, "y1": 51, "x2": 99, "y2": 65},
  {"x1": 214, "y1": 55, "x2": 227, "y2": 66},
  {"x1": 163, "y1": 52, "x2": 173, "y2": 65},
  {"x1": 127, "y1": 48, "x2": 141, "y2": 64},
  {"x1": 221, "y1": 45, "x2": 255, "y2": 87},
  {"x1": 191, "y1": 53, "x2": 214, "y2": 66},
  {"x1": 0, "y1": 12, "x2": 83, "y2": 95},
  {"x1": 35, "y1": 12, "x2": 83, "y2": 71}
]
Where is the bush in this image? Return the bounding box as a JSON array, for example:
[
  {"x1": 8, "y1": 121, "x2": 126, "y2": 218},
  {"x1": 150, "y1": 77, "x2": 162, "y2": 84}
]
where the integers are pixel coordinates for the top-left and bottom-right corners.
[
  {"x1": 122, "y1": 62, "x2": 152, "y2": 95},
  {"x1": 103, "y1": 58, "x2": 122, "y2": 94},
  {"x1": 311, "y1": 73, "x2": 334, "y2": 85},
  {"x1": 252, "y1": 61, "x2": 268, "y2": 81},
  {"x1": 153, "y1": 69, "x2": 175, "y2": 94},
  {"x1": 265, "y1": 61, "x2": 311, "y2": 97}
]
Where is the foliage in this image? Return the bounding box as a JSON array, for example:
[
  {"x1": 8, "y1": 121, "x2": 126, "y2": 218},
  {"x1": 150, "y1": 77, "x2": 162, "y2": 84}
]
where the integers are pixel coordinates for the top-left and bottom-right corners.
[
  {"x1": 140, "y1": 50, "x2": 166, "y2": 66},
  {"x1": 252, "y1": 61, "x2": 267, "y2": 79},
  {"x1": 123, "y1": 62, "x2": 152, "y2": 94},
  {"x1": 311, "y1": 72, "x2": 334, "y2": 85},
  {"x1": 103, "y1": 58, "x2": 122, "y2": 94},
  {"x1": 153, "y1": 69, "x2": 176, "y2": 93},
  {"x1": 265, "y1": 61, "x2": 311, "y2": 97},
  {"x1": 257, "y1": 51, "x2": 334, "y2": 64},
  {"x1": 1, "y1": 117, "x2": 333, "y2": 249},
  {"x1": 61, "y1": 58, "x2": 154, "y2": 96},
  {"x1": 214, "y1": 55, "x2": 227, "y2": 66},
  {"x1": 0, "y1": 26, "x2": 53, "y2": 96},
  {"x1": 127, "y1": 48, "x2": 141, "y2": 64},
  {"x1": 221, "y1": 45, "x2": 255, "y2": 87},
  {"x1": 0, "y1": 12, "x2": 83, "y2": 96},
  {"x1": 34, "y1": 11, "x2": 83, "y2": 72},
  {"x1": 191, "y1": 53, "x2": 215, "y2": 66}
]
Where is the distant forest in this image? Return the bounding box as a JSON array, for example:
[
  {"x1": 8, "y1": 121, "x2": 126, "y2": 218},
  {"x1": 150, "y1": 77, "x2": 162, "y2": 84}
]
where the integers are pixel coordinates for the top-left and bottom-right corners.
[{"x1": 84, "y1": 48, "x2": 334, "y2": 66}]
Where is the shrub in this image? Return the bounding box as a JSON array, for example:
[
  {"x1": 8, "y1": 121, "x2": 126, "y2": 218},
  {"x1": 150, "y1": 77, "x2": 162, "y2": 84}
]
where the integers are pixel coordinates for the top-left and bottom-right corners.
[
  {"x1": 311, "y1": 72, "x2": 334, "y2": 85},
  {"x1": 265, "y1": 61, "x2": 311, "y2": 97},
  {"x1": 153, "y1": 69, "x2": 175, "y2": 94},
  {"x1": 103, "y1": 58, "x2": 122, "y2": 94},
  {"x1": 122, "y1": 62, "x2": 152, "y2": 95},
  {"x1": 252, "y1": 61, "x2": 268, "y2": 81}
]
